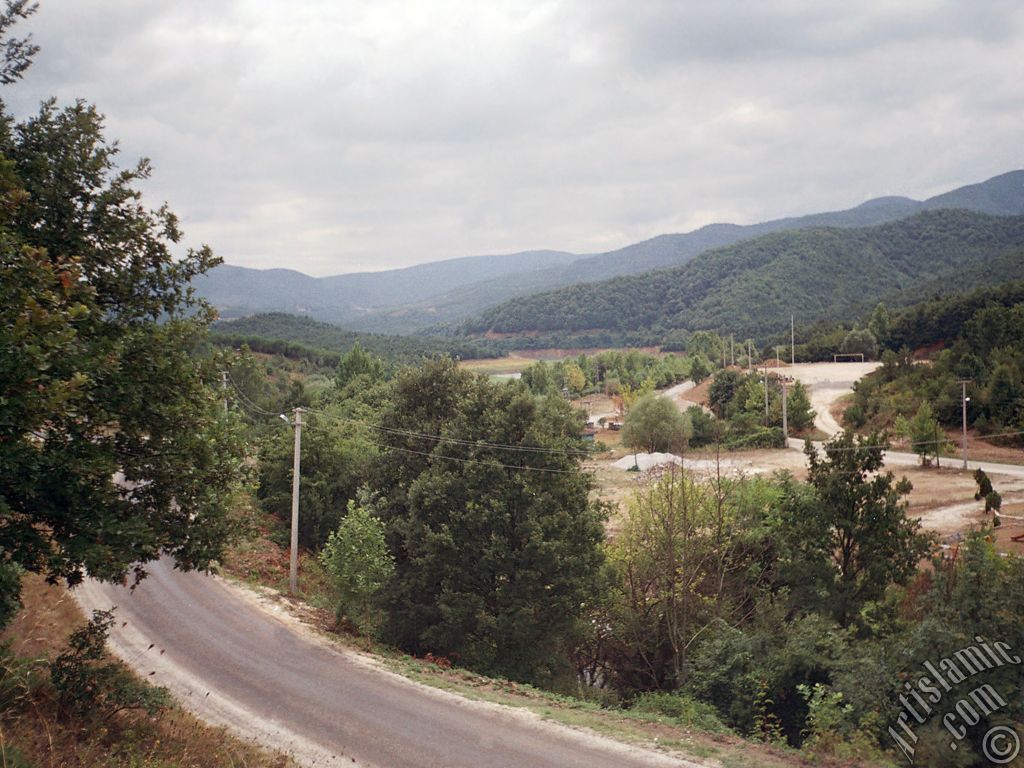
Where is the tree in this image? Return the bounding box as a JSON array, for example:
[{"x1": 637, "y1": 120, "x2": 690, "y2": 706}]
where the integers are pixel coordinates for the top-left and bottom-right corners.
[
  {"x1": 708, "y1": 370, "x2": 743, "y2": 418},
  {"x1": 320, "y1": 491, "x2": 395, "y2": 633},
  {"x1": 786, "y1": 381, "x2": 815, "y2": 431},
  {"x1": 689, "y1": 353, "x2": 712, "y2": 384},
  {"x1": 371, "y1": 359, "x2": 606, "y2": 685},
  {"x1": 867, "y1": 303, "x2": 890, "y2": 346},
  {"x1": 0, "y1": 1, "x2": 38, "y2": 85},
  {"x1": 839, "y1": 328, "x2": 878, "y2": 360},
  {"x1": 603, "y1": 467, "x2": 777, "y2": 692},
  {"x1": 335, "y1": 342, "x2": 385, "y2": 390},
  {"x1": 564, "y1": 362, "x2": 586, "y2": 396},
  {"x1": 0, "y1": 97, "x2": 244, "y2": 613},
  {"x1": 621, "y1": 393, "x2": 692, "y2": 455},
  {"x1": 777, "y1": 431, "x2": 933, "y2": 627},
  {"x1": 973, "y1": 469, "x2": 1002, "y2": 515},
  {"x1": 907, "y1": 401, "x2": 946, "y2": 467}
]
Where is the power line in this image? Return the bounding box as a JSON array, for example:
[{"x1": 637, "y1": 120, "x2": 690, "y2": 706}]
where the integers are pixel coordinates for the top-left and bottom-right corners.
[
  {"x1": 303, "y1": 406, "x2": 593, "y2": 458},
  {"x1": 300, "y1": 418, "x2": 578, "y2": 474}
]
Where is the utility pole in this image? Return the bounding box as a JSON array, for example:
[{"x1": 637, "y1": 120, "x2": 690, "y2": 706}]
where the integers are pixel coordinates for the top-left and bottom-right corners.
[
  {"x1": 959, "y1": 380, "x2": 971, "y2": 470},
  {"x1": 289, "y1": 407, "x2": 304, "y2": 595},
  {"x1": 791, "y1": 315, "x2": 795, "y2": 365},
  {"x1": 730, "y1": 335, "x2": 735, "y2": 366},
  {"x1": 221, "y1": 371, "x2": 229, "y2": 413},
  {"x1": 781, "y1": 379, "x2": 788, "y2": 439},
  {"x1": 747, "y1": 340, "x2": 752, "y2": 372},
  {"x1": 775, "y1": 346, "x2": 782, "y2": 368},
  {"x1": 763, "y1": 365, "x2": 769, "y2": 425}
]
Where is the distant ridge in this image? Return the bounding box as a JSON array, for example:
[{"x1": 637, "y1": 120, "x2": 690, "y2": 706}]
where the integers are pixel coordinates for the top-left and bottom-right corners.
[
  {"x1": 191, "y1": 170, "x2": 1024, "y2": 334},
  {"x1": 463, "y1": 209, "x2": 1024, "y2": 342}
]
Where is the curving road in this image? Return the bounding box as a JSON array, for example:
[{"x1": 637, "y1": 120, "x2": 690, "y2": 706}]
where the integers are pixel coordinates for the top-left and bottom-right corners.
[{"x1": 77, "y1": 559, "x2": 700, "y2": 768}]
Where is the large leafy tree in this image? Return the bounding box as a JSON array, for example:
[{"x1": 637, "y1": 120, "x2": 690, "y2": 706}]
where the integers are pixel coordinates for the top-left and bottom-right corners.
[
  {"x1": 371, "y1": 359, "x2": 606, "y2": 685},
  {"x1": 777, "y1": 432, "x2": 933, "y2": 627},
  {"x1": 621, "y1": 392, "x2": 692, "y2": 455},
  {"x1": 0, "y1": 47, "x2": 243, "y2": 614}
]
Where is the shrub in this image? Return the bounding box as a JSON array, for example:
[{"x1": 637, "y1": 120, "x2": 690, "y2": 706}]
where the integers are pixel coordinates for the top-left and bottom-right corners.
[
  {"x1": 632, "y1": 692, "x2": 731, "y2": 733},
  {"x1": 50, "y1": 609, "x2": 170, "y2": 721},
  {"x1": 319, "y1": 494, "x2": 395, "y2": 634}
]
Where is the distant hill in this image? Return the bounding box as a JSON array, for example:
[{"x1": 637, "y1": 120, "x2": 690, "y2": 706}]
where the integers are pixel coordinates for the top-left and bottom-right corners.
[
  {"x1": 211, "y1": 313, "x2": 502, "y2": 364},
  {"x1": 462, "y1": 209, "x2": 1024, "y2": 342},
  {"x1": 193, "y1": 170, "x2": 1024, "y2": 334},
  {"x1": 194, "y1": 249, "x2": 580, "y2": 325}
]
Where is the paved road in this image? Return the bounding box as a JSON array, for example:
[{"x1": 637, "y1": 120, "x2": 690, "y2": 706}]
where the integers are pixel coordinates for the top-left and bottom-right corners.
[{"x1": 77, "y1": 559, "x2": 699, "y2": 768}]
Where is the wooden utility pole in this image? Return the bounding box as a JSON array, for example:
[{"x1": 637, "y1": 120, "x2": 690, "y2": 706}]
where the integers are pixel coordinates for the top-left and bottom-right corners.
[
  {"x1": 959, "y1": 380, "x2": 971, "y2": 470},
  {"x1": 791, "y1": 315, "x2": 795, "y2": 365},
  {"x1": 781, "y1": 379, "x2": 788, "y2": 439},
  {"x1": 222, "y1": 371, "x2": 229, "y2": 413},
  {"x1": 289, "y1": 407, "x2": 304, "y2": 595},
  {"x1": 763, "y1": 366, "x2": 769, "y2": 425}
]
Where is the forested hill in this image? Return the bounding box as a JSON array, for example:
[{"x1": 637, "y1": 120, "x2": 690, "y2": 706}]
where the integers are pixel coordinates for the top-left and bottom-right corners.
[
  {"x1": 463, "y1": 209, "x2": 1024, "y2": 341},
  {"x1": 211, "y1": 313, "x2": 501, "y2": 364}
]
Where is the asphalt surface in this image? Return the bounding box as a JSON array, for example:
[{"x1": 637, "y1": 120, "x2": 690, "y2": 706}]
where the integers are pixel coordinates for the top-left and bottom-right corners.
[{"x1": 77, "y1": 559, "x2": 700, "y2": 768}]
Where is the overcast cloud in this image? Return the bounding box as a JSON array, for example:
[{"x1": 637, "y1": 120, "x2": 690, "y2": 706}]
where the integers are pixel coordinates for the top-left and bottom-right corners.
[{"x1": 5, "y1": 1, "x2": 1023, "y2": 275}]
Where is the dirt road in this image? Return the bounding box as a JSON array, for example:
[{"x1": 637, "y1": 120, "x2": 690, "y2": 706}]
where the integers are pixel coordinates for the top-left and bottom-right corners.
[
  {"x1": 77, "y1": 559, "x2": 700, "y2": 768},
  {"x1": 782, "y1": 361, "x2": 879, "y2": 435}
]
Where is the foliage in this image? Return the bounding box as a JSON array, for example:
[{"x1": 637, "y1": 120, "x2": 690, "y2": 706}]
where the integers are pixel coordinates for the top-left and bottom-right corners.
[
  {"x1": 334, "y1": 342, "x2": 385, "y2": 389},
  {"x1": 599, "y1": 468, "x2": 779, "y2": 693},
  {"x1": 319, "y1": 491, "x2": 394, "y2": 633},
  {"x1": 631, "y1": 691, "x2": 731, "y2": 733},
  {"x1": 520, "y1": 349, "x2": 692, "y2": 398},
  {"x1": 465, "y1": 210, "x2": 1024, "y2": 342},
  {"x1": 777, "y1": 432, "x2": 934, "y2": 627},
  {"x1": 839, "y1": 328, "x2": 878, "y2": 359},
  {"x1": 906, "y1": 401, "x2": 947, "y2": 466},
  {"x1": 50, "y1": 610, "x2": 170, "y2": 721},
  {"x1": 257, "y1": 407, "x2": 376, "y2": 549},
  {"x1": 847, "y1": 287, "x2": 1024, "y2": 445},
  {"x1": 0, "y1": 97, "x2": 245, "y2": 613},
  {"x1": 212, "y1": 312, "x2": 502, "y2": 365},
  {"x1": 371, "y1": 359, "x2": 606, "y2": 686},
  {"x1": 620, "y1": 393, "x2": 692, "y2": 455}
]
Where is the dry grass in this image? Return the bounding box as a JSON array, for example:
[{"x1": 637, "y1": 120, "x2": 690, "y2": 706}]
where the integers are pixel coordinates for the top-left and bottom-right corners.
[{"x1": 0, "y1": 574, "x2": 292, "y2": 768}]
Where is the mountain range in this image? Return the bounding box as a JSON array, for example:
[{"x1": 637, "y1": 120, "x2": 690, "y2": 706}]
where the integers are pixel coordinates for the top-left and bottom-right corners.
[
  {"x1": 194, "y1": 170, "x2": 1024, "y2": 336},
  {"x1": 464, "y1": 209, "x2": 1024, "y2": 341}
]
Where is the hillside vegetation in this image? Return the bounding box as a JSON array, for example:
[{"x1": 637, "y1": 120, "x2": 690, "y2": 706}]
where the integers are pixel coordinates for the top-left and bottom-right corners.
[
  {"x1": 212, "y1": 312, "x2": 502, "y2": 364},
  {"x1": 465, "y1": 209, "x2": 1024, "y2": 341}
]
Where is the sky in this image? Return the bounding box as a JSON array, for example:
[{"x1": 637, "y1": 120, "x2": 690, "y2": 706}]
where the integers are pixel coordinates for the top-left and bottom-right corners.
[{"x1": 5, "y1": 1, "x2": 1024, "y2": 276}]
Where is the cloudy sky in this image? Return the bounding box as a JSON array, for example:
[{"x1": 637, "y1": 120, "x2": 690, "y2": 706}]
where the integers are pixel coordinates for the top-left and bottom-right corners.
[{"x1": 6, "y1": 1, "x2": 1023, "y2": 275}]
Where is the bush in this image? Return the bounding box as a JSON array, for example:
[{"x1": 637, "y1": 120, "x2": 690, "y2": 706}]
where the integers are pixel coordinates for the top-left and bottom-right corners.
[
  {"x1": 725, "y1": 427, "x2": 785, "y2": 450},
  {"x1": 50, "y1": 610, "x2": 170, "y2": 721},
  {"x1": 319, "y1": 494, "x2": 395, "y2": 633},
  {"x1": 632, "y1": 692, "x2": 731, "y2": 733}
]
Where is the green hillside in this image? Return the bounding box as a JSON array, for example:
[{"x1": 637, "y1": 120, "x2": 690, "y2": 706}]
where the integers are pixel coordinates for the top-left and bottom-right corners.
[
  {"x1": 463, "y1": 209, "x2": 1024, "y2": 341},
  {"x1": 211, "y1": 313, "x2": 501, "y2": 364}
]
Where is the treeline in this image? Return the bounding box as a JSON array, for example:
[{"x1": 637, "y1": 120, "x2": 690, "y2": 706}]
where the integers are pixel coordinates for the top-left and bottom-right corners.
[
  {"x1": 520, "y1": 349, "x2": 697, "y2": 398},
  {"x1": 462, "y1": 209, "x2": 1024, "y2": 342},
  {"x1": 212, "y1": 312, "x2": 504, "y2": 365},
  {"x1": 846, "y1": 295, "x2": 1024, "y2": 441},
  {"x1": 786, "y1": 279, "x2": 1024, "y2": 363}
]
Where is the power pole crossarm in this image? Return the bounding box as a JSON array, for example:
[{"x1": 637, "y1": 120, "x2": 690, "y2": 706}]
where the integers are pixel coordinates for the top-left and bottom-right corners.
[{"x1": 290, "y1": 407, "x2": 304, "y2": 595}]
